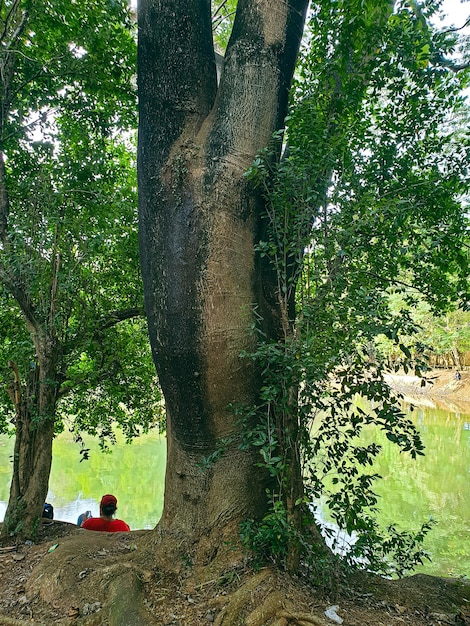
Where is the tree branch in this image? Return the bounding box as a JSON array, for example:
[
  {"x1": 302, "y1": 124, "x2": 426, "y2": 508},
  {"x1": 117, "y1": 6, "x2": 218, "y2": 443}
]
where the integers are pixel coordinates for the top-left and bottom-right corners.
[
  {"x1": 214, "y1": 0, "x2": 309, "y2": 160},
  {"x1": 0, "y1": 0, "x2": 22, "y2": 44},
  {"x1": 0, "y1": 151, "x2": 9, "y2": 243},
  {"x1": 56, "y1": 307, "x2": 146, "y2": 398},
  {"x1": 212, "y1": 0, "x2": 230, "y2": 21},
  {"x1": 137, "y1": 0, "x2": 217, "y2": 166},
  {"x1": 441, "y1": 15, "x2": 470, "y2": 34},
  {"x1": 94, "y1": 307, "x2": 145, "y2": 334},
  {"x1": 0, "y1": 2, "x2": 28, "y2": 134}
]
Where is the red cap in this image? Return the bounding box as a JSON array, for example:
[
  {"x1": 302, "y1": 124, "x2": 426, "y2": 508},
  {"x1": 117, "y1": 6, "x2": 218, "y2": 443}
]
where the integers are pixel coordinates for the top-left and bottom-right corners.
[{"x1": 100, "y1": 494, "x2": 117, "y2": 507}]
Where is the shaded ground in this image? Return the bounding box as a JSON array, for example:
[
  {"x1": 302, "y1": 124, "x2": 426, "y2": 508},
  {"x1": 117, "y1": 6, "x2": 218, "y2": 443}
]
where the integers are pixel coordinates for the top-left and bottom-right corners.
[
  {"x1": 0, "y1": 369, "x2": 468, "y2": 626},
  {"x1": 0, "y1": 520, "x2": 468, "y2": 625}
]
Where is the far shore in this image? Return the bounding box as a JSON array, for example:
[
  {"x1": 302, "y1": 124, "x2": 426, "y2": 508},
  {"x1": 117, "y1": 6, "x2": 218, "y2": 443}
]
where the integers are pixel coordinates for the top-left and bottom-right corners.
[{"x1": 385, "y1": 368, "x2": 470, "y2": 413}]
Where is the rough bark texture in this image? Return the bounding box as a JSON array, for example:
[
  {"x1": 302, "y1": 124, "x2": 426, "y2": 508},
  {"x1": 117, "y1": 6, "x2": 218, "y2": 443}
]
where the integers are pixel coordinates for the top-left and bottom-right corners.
[
  {"x1": 138, "y1": 0, "x2": 308, "y2": 540},
  {"x1": 2, "y1": 342, "x2": 60, "y2": 538}
]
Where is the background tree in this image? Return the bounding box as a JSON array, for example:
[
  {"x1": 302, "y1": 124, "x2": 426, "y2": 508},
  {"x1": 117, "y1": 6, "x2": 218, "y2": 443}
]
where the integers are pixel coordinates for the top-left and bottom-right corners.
[
  {"x1": 376, "y1": 302, "x2": 470, "y2": 368},
  {"x1": 0, "y1": 0, "x2": 160, "y2": 538},
  {"x1": 212, "y1": 0, "x2": 238, "y2": 50}
]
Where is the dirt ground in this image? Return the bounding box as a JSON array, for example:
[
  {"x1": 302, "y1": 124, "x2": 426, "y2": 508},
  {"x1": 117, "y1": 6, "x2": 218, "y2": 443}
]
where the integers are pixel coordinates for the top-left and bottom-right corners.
[
  {"x1": 0, "y1": 369, "x2": 468, "y2": 626},
  {"x1": 0, "y1": 520, "x2": 468, "y2": 626}
]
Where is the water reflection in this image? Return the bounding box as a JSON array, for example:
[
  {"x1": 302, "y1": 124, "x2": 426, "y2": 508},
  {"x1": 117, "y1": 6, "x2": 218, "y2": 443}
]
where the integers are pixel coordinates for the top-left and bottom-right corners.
[
  {"x1": 0, "y1": 431, "x2": 166, "y2": 531},
  {"x1": 317, "y1": 399, "x2": 469, "y2": 577}
]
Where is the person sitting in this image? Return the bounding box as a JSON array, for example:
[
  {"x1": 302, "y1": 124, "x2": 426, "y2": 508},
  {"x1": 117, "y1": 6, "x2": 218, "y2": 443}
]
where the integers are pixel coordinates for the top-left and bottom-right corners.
[
  {"x1": 42, "y1": 502, "x2": 54, "y2": 520},
  {"x1": 80, "y1": 494, "x2": 130, "y2": 532}
]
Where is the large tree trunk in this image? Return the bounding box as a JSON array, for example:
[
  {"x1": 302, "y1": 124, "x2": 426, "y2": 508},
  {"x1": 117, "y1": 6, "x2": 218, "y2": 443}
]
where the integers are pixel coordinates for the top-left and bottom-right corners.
[
  {"x1": 2, "y1": 345, "x2": 59, "y2": 538},
  {"x1": 138, "y1": 0, "x2": 308, "y2": 541}
]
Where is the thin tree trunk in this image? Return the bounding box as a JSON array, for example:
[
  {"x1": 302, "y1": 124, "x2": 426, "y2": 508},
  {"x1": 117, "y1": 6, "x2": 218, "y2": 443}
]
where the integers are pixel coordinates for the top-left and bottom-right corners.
[
  {"x1": 2, "y1": 353, "x2": 58, "y2": 538},
  {"x1": 451, "y1": 346, "x2": 462, "y2": 369}
]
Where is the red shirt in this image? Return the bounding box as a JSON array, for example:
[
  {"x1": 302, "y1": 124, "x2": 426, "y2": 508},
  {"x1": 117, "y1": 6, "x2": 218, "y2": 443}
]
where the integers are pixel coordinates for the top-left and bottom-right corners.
[{"x1": 81, "y1": 517, "x2": 130, "y2": 532}]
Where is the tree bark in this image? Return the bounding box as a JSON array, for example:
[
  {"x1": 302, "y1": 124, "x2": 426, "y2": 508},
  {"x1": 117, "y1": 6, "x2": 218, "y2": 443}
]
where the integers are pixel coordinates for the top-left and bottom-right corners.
[
  {"x1": 451, "y1": 346, "x2": 462, "y2": 369},
  {"x1": 137, "y1": 0, "x2": 308, "y2": 540},
  {"x1": 3, "y1": 347, "x2": 59, "y2": 538}
]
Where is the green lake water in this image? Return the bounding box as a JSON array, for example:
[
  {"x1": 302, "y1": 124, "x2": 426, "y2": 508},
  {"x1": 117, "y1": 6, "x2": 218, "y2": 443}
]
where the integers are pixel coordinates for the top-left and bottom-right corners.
[
  {"x1": 362, "y1": 401, "x2": 469, "y2": 577},
  {"x1": 0, "y1": 400, "x2": 468, "y2": 577},
  {"x1": 0, "y1": 431, "x2": 167, "y2": 531}
]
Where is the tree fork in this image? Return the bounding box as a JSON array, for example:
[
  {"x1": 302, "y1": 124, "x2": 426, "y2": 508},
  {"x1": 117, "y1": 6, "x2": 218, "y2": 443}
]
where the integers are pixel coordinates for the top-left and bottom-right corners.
[{"x1": 138, "y1": 0, "x2": 309, "y2": 541}]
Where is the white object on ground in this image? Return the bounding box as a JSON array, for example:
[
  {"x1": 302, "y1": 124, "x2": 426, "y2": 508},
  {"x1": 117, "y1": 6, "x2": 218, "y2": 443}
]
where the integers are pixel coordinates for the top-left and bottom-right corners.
[{"x1": 324, "y1": 605, "x2": 343, "y2": 624}]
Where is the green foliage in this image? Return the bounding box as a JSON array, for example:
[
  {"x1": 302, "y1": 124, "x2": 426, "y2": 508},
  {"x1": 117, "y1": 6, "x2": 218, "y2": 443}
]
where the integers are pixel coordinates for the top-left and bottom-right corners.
[
  {"x1": 240, "y1": 495, "x2": 435, "y2": 581},
  {"x1": 212, "y1": 0, "x2": 237, "y2": 51},
  {"x1": 240, "y1": 0, "x2": 469, "y2": 579},
  {"x1": 0, "y1": 0, "x2": 161, "y2": 446},
  {"x1": 239, "y1": 498, "x2": 292, "y2": 567},
  {"x1": 346, "y1": 517, "x2": 436, "y2": 578},
  {"x1": 60, "y1": 317, "x2": 164, "y2": 447},
  {"x1": 238, "y1": 317, "x2": 433, "y2": 577},
  {"x1": 376, "y1": 296, "x2": 470, "y2": 366}
]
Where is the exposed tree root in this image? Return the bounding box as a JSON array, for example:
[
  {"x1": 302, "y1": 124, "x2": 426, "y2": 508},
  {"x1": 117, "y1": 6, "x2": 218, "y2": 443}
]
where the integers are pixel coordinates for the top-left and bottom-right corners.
[
  {"x1": 0, "y1": 605, "x2": 329, "y2": 626},
  {"x1": 214, "y1": 569, "x2": 271, "y2": 625},
  {"x1": 248, "y1": 606, "x2": 325, "y2": 626},
  {"x1": 0, "y1": 617, "x2": 46, "y2": 626},
  {"x1": 13, "y1": 528, "x2": 332, "y2": 626},
  {"x1": 106, "y1": 569, "x2": 156, "y2": 626},
  {"x1": 244, "y1": 590, "x2": 286, "y2": 625},
  {"x1": 278, "y1": 611, "x2": 326, "y2": 625},
  {"x1": 213, "y1": 569, "x2": 326, "y2": 626}
]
